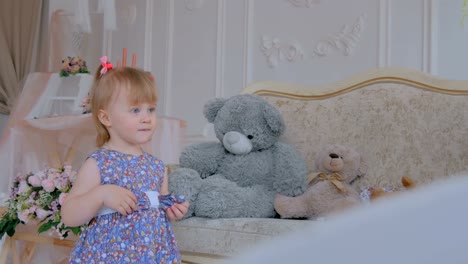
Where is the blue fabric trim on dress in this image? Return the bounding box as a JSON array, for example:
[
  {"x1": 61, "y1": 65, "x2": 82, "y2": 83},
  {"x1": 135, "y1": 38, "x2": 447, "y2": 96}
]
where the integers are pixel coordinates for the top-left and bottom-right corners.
[{"x1": 96, "y1": 192, "x2": 186, "y2": 216}]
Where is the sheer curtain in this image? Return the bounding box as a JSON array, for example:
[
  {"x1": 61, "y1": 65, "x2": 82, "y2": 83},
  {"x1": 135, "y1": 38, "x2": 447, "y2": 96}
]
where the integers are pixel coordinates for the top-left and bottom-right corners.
[
  {"x1": 0, "y1": 0, "x2": 44, "y2": 199},
  {"x1": 0, "y1": 0, "x2": 44, "y2": 114}
]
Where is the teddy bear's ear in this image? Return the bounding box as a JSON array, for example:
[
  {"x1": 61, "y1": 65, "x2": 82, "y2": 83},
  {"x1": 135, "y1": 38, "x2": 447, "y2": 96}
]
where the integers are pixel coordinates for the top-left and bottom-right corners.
[
  {"x1": 203, "y1": 98, "x2": 227, "y2": 123},
  {"x1": 358, "y1": 155, "x2": 368, "y2": 177},
  {"x1": 263, "y1": 103, "x2": 285, "y2": 136}
]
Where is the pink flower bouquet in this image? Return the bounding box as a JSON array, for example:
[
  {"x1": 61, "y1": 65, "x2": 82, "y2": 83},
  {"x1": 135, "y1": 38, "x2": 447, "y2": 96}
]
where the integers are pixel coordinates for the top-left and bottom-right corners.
[
  {"x1": 59, "y1": 56, "x2": 90, "y2": 77},
  {"x1": 0, "y1": 165, "x2": 86, "y2": 239}
]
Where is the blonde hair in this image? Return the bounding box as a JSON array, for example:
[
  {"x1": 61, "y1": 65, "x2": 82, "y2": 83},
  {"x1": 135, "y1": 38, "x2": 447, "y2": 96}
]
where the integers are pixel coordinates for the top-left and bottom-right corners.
[{"x1": 90, "y1": 65, "x2": 158, "y2": 147}]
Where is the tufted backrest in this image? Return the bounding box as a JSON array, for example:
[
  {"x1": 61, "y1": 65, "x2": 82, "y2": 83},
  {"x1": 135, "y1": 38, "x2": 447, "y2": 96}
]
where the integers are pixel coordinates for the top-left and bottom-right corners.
[{"x1": 241, "y1": 68, "x2": 468, "y2": 189}]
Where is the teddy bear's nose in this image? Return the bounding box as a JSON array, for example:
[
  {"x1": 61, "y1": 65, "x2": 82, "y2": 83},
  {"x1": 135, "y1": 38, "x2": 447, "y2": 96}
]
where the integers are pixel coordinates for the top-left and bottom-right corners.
[
  {"x1": 225, "y1": 132, "x2": 240, "y2": 144},
  {"x1": 329, "y1": 153, "x2": 339, "y2": 159}
]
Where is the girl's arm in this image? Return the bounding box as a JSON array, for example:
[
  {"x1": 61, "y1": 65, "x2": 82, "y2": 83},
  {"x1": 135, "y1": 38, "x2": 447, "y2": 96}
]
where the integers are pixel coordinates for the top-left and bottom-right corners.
[
  {"x1": 61, "y1": 158, "x2": 138, "y2": 227},
  {"x1": 160, "y1": 167, "x2": 169, "y2": 195},
  {"x1": 61, "y1": 158, "x2": 103, "y2": 226}
]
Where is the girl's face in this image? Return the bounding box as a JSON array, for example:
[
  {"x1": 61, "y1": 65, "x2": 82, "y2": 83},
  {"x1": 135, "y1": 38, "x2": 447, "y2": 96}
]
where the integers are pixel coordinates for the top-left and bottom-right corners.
[{"x1": 100, "y1": 87, "x2": 157, "y2": 151}]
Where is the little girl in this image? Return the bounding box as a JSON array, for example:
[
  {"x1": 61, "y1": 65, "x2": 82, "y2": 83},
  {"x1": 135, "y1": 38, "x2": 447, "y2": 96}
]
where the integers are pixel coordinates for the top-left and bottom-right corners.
[{"x1": 62, "y1": 56, "x2": 189, "y2": 263}]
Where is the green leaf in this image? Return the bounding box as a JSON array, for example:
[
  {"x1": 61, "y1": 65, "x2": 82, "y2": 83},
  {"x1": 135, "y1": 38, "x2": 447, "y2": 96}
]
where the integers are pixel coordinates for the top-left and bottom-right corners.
[
  {"x1": 0, "y1": 219, "x2": 7, "y2": 230},
  {"x1": 38, "y1": 220, "x2": 54, "y2": 233},
  {"x1": 6, "y1": 227, "x2": 16, "y2": 237},
  {"x1": 3, "y1": 218, "x2": 19, "y2": 238},
  {"x1": 71, "y1": 226, "x2": 81, "y2": 235},
  {"x1": 59, "y1": 70, "x2": 70, "y2": 77}
]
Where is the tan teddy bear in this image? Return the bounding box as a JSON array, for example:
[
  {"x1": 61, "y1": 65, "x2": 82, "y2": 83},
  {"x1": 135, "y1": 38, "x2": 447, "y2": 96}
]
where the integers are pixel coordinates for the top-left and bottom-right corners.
[{"x1": 274, "y1": 144, "x2": 367, "y2": 219}]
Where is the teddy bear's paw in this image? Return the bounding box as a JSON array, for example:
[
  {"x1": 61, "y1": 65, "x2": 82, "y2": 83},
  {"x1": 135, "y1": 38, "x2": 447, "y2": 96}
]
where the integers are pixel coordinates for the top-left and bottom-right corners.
[
  {"x1": 195, "y1": 180, "x2": 276, "y2": 218},
  {"x1": 169, "y1": 168, "x2": 203, "y2": 217},
  {"x1": 194, "y1": 180, "x2": 239, "y2": 218},
  {"x1": 274, "y1": 193, "x2": 310, "y2": 219},
  {"x1": 273, "y1": 194, "x2": 290, "y2": 218},
  {"x1": 180, "y1": 142, "x2": 225, "y2": 178},
  {"x1": 276, "y1": 184, "x2": 307, "y2": 197}
]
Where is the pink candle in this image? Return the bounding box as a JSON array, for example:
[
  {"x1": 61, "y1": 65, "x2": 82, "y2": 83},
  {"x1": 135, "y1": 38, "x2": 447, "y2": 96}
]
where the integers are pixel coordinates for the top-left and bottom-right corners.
[
  {"x1": 132, "y1": 53, "x2": 137, "y2": 67},
  {"x1": 122, "y1": 48, "x2": 127, "y2": 66}
]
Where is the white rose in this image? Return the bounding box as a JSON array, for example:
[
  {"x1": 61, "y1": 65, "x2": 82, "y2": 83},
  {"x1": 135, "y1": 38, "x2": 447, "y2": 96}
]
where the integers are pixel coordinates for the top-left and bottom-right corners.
[
  {"x1": 48, "y1": 172, "x2": 60, "y2": 180},
  {"x1": 69, "y1": 171, "x2": 78, "y2": 183},
  {"x1": 35, "y1": 208, "x2": 52, "y2": 220},
  {"x1": 34, "y1": 171, "x2": 46, "y2": 180},
  {"x1": 63, "y1": 165, "x2": 72, "y2": 173},
  {"x1": 18, "y1": 209, "x2": 32, "y2": 223},
  {"x1": 41, "y1": 179, "x2": 55, "y2": 193},
  {"x1": 18, "y1": 180, "x2": 31, "y2": 194},
  {"x1": 53, "y1": 178, "x2": 67, "y2": 191},
  {"x1": 28, "y1": 175, "x2": 42, "y2": 187}
]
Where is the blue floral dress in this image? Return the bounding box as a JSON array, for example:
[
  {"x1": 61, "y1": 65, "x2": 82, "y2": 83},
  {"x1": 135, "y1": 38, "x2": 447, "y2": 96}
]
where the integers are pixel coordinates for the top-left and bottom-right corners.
[{"x1": 69, "y1": 148, "x2": 185, "y2": 264}]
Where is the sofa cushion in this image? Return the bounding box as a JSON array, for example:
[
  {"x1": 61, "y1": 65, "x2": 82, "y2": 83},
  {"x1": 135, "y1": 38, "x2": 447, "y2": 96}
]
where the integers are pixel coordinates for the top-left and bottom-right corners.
[{"x1": 172, "y1": 217, "x2": 313, "y2": 257}]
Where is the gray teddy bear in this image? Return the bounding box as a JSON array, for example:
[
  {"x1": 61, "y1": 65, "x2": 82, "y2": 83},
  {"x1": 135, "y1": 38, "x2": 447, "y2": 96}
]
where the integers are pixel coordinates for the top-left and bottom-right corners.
[{"x1": 169, "y1": 94, "x2": 308, "y2": 219}]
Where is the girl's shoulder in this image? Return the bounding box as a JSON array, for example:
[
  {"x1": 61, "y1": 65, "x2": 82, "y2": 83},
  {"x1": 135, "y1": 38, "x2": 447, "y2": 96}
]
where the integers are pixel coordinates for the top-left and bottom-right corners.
[
  {"x1": 88, "y1": 148, "x2": 108, "y2": 159},
  {"x1": 144, "y1": 152, "x2": 165, "y2": 167},
  {"x1": 87, "y1": 149, "x2": 165, "y2": 167},
  {"x1": 87, "y1": 148, "x2": 121, "y2": 165}
]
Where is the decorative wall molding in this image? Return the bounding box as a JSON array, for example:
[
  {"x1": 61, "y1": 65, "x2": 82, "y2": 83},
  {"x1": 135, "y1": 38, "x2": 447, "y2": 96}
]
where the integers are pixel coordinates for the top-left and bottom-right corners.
[
  {"x1": 311, "y1": 13, "x2": 367, "y2": 57},
  {"x1": 71, "y1": 26, "x2": 85, "y2": 53},
  {"x1": 260, "y1": 36, "x2": 304, "y2": 68},
  {"x1": 243, "y1": 0, "x2": 253, "y2": 87},
  {"x1": 216, "y1": 0, "x2": 226, "y2": 97},
  {"x1": 143, "y1": 0, "x2": 153, "y2": 71},
  {"x1": 430, "y1": 0, "x2": 438, "y2": 75},
  {"x1": 286, "y1": 0, "x2": 321, "y2": 8},
  {"x1": 184, "y1": 0, "x2": 204, "y2": 11},
  {"x1": 422, "y1": 0, "x2": 429, "y2": 72},
  {"x1": 164, "y1": 1, "x2": 175, "y2": 116},
  {"x1": 422, "y1": 0, "x2": 440, "y2": 74},
  {"x1": 260, "y1": 13, "x2": 366, "y2": 67},
  {"x1": 378, "y1": 0, "x2": 390, "y2": 67}
]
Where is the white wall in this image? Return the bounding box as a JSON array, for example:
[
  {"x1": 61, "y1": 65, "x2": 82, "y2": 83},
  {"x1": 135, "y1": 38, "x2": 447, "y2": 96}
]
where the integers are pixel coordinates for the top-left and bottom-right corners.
[{"x1": 9, "y1": 0, "x2": 467, "y2": 145}]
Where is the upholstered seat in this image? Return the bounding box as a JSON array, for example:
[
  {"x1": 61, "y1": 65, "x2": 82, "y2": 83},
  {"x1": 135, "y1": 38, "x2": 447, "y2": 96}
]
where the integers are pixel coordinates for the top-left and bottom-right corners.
[{"x1": 173, "y1": 217, "x2": 312, "y2": 258}]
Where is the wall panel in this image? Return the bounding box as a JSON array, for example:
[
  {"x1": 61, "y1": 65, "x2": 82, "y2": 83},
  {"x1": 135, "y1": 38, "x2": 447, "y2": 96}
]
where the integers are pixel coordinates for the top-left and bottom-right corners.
[{"x1": 38, "y1": 0, "x2": 467, "y2": 144}]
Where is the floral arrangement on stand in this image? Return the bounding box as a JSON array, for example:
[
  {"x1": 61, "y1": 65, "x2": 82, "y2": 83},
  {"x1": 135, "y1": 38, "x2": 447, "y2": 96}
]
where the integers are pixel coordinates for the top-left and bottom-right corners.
[
  {"x1": 0, "y1": 165, "x2": 86, "y2": 240},
  {"x1": 59, "y1": 56, "x2": 90, "y2": 77}
]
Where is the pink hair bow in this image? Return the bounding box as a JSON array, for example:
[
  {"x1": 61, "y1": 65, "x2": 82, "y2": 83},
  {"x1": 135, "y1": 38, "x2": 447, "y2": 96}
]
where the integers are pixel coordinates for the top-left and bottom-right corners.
[{"x1": 100, "y1": 56, "x2": 113, "y2": 75}]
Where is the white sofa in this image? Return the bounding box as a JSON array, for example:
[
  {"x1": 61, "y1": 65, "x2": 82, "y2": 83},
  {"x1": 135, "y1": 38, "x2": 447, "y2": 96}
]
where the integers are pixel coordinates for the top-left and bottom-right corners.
[{"x1": 172, "y1": 67, "x2": 468, "y2": 263}]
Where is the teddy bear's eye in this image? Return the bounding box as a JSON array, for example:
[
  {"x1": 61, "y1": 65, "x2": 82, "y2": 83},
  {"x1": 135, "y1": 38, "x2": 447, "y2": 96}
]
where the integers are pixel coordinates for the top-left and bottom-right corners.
[{"x1": 247, "y1": 135, "x2": 254, "y2": 139}]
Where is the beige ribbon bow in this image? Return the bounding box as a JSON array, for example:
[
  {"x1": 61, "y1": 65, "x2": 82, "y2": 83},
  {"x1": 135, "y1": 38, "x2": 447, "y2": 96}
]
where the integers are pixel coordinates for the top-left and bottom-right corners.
[{"x1": 307, "y1": 172, "x2": 347, "y2": 193}]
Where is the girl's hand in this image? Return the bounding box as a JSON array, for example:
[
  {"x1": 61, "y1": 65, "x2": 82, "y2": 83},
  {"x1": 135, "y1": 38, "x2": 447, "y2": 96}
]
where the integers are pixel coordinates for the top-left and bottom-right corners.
[
  {"x1": 166, "y1": 201, "x2": 189, "y2": 222},
  {"x1": 100, "y1": 185, "x2": 138, "y2": 216}
]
